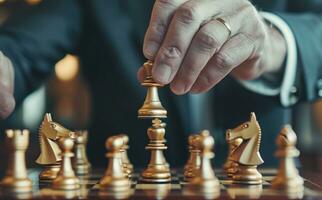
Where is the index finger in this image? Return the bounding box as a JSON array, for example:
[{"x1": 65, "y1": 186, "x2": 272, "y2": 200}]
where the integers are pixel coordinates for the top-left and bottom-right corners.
[{"x1": 143, "y1": 0, "x2": 187, "y2": 60}]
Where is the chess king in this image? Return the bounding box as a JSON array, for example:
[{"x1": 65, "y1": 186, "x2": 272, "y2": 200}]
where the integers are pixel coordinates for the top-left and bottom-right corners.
[{"x1": 36, "y1": 113, "x2": 76, "y2": 180}]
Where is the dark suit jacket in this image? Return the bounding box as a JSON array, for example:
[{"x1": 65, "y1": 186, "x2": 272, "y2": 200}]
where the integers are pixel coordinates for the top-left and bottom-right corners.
[{"x1": 0, "y1": 0, "x2": 321, "y2": 167}]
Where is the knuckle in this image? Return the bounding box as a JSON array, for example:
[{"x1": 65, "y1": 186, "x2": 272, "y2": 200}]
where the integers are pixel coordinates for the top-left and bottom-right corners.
[
  {"x1": 160, "y1": 46, "x2": 182, "y2": 60},
  {"x1": 150, "y1": 23, "x2": 166, "y2": 39},
  {"x1": 196, "y1": 30, "x2": 220, "y2": 51},
  {"x1": 215, "y1": 52, "x2": 235, "y2": 69},
  {"x1": 157, "y1": 0, "x2": 177, "y2": 7},
  {"x1": 176, "y1": 4, "x2": 200, "y2": 24}
]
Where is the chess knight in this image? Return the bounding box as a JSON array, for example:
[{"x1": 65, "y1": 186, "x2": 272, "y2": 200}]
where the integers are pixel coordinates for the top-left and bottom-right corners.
[
  {"x1": 226, "y1": 112, "x2": 264, "y2": 184},
  {"x1": 36, "y1": 113, "x2": 76, "y2": 180}
]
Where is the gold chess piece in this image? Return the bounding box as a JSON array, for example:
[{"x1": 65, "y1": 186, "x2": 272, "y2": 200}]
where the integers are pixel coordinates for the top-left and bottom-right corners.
[
  {"x1": 187, "y1": 130, "x2": 220, "y2": 195},
  {"x1": 52, "y1": 138, "x2": 80, "y2": 190},
  {"x1": 184, "y1": 134, "x2": 201, "y2": 182},
  {"x1": 138, "y1": 60, "x2": 167, "y2": 118},
  {"x1": 226, "y1": 113, "x2": 264, "y2": 184},
  {"x1": 140, "y1": 118, "x2": 171, "y2": 183},
  {"x1": 36, "y1": 113, "x2": 75, "y2": 180},
  {"x1": 223, "y1": 135, "x2": 243, "y2": 177},
  {"x1": 73, "y1": 130, "x2": 92, "y2": 175},
  {"x1": 271, "y1": 125, "x2": 304, "y2": 192},
  {"x1": 1, "y1": 130, "x2": 32, "y2": 193},
  {"x1": 100, "y1": 136, "x2": 131, "y2": 192},
  {"x1": 119, "y1": 134, "x2": 134, "y2": 178}
]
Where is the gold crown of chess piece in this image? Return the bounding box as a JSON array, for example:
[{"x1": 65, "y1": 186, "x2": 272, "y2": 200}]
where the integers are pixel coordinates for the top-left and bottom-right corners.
[
  {"x1": 141, "y1": 118, "x2": 171, "y2": 183},
  {"x1": 73, "y1": 130, "x2": 92, "y2": 175},
  {"x1": 223, "y1": 134, "x2": 243, "y2": 177},
  {"x1": 187, "y1": 130, "x2": 220, "y2": 195},
  {"x1": 271, "y1": 125, "x2": 304, "y2": 193},
  {"x1": 100, "y1": 136, "x2": 131, "y2": 192},
  {"x1": 184, "y1": 134, "x2": 201, "y2": 182},
  {"x1": 227, "y1": 113, "x2": 264, "y2": 184},
  {"x1": 36, "y1": 113, "x2": 76, "y2": 181},
  {"x1": 138, "y1": 60, "x2": 167, "y2": 119},
  {"x1": 118, "y1": 134, "x2": 134, "y2": 178},
  {"x1": 52, "y1": 138, "x2": 80, "y2": 190},
  {"x1": 1, "y1": 130, "x2": 32, "y2": 193}
]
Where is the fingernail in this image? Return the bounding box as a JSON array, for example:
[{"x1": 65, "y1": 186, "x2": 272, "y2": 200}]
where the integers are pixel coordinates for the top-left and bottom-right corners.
[
  {"x1": 144, "y1": 42, "x2": 159, "y2": 59},
  {"x1": 153, "y1": 64, "x2": 172, "y2": 83},
  {"x1": 190, "y1": 86, "x2": 201, "y2": 94},
  {"x1": 171, "y1": 80, "x2": 187, "y2": 95}
]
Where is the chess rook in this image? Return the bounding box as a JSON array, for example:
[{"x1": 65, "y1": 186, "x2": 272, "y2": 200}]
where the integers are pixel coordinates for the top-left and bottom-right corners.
[
  {"x1": 52, "y1": 138, "x2": 80, "y2": 190},
  {"x1": 141, "y1": 119, "x2": 171, "y2": 183},
  {"x1": 184, "y1": 134, "x2": 201, "y2": 182},
  {"x1": 227, "y1": 113, "x2": 264, "y2": 184},
  {"x1": 37, "y1": 113, "x2": 76, "y2": 180},
  {"x1": 1, "y1": 130, "x2": 32, "y2": 193},
  {"x1": 138, "y1": 60, "x2": 167, "y2": 119},
  {"x1": 272, "y1": 125, "x2": 304, "y2": 192},
  {"x1": 73, "y1": 130, "x2": 92, "y2": 175},
  {"x1": 100, "y1": 136, "x2": 131, "y2": 192},
  {"x1": 187, "y1": 130, "x2": 220, "y2": 195}
]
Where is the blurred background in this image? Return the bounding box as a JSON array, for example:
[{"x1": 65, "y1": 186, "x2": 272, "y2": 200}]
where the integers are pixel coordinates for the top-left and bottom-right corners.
[
  {"x1": 0, "y1": 0, "x2": 91, "y2": 169},
  {"x1": 0, "y1": 0, "x2": 321, "y2": 172}
]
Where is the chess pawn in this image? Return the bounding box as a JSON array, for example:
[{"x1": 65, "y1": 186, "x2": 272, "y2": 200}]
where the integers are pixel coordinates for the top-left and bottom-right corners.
[
  {"x1": 138, "y1": 60, "x2": 167, "y2": 118},
  {"x1": 188, "y1": 130, "x2": 220, "y2": 195},
  {"x1": 100, "y1": 136, "x2": 131, "y2": 192},
  {"x1": 1, "y1": 130, "x2": 32, "y2": 193},
  {"x1": 52, "y1": 138, "x2": 80, "y2": 190},
  {"x1": 272, "y1": 125, "x2": 304, "y2": 192},
  {"x1": 184, "y1": 135, "x2": 201, "y2": 182},
  {"x1": 73, "y1": 130, "x2": 92, "y2": 175},
  {"x1": 141, "y1": 118, "x2": 171, "y2": 183},
  {"x1": 118, "y1": 134, "x2": 133, "y2": 178}
]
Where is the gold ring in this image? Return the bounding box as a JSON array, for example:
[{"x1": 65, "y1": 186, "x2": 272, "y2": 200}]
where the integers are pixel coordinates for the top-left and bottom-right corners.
[{"x1": 216, "y1": 18, "x2": 232, "y2": 38}]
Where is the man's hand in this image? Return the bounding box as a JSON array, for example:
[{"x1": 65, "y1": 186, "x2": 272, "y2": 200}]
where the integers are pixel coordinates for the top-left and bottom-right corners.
[
  {"x1": 138, "y1": 0, "x2": 287, "y2": 94},
  {"x1": 0, "y1": 52, "x2": 15, "y2": 118}
]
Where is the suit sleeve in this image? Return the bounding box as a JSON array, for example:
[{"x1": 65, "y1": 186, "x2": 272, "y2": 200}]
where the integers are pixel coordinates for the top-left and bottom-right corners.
[
  {"x1": 0, "y1": 0, "x2": 82, "y2": 105},
  {"x1": 276, "y1": 10, "x2": 322, "y2": 103}
]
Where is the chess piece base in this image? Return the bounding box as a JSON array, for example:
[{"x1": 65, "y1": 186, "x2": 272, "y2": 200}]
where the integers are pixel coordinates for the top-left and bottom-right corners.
[
  {"x1": 52, "y1": 176, "x2": 80, "y2": 190},
  {"x1": 140, "y1": 165, "x2": 171, "y2": 183},
  {"x1": 272, "y1": 176, "x2": 304, "y2": 193},
  {"x1": 74, "y1": 164, "x2": 91, "y2": 175},
  {"x1": 188, "y1": 178, "x2": 220, "y2": 194},
  {"x1": 39, "y1": 164, "x2": 60, "y2": 180},
  {"x1": 184, "y1": 168, "x2": 198, "y2": 182},
  {"x1": 99, "y1": 177, "x2": 131, "y2": 192},
  {"x1": 1, "y1": 177, "x2": 32, "y2": 193},
  {"x1": 232, "y1": 165, "x2": 262, "y2": 185},
  {"x1": 227, "y1": 162, "x2": 239, "y2": 177}
]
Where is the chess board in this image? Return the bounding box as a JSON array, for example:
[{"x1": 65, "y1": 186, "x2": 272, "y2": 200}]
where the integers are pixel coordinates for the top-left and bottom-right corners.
[{"x1": 2, "y1": 168, "x2": 322, "y2": 200}]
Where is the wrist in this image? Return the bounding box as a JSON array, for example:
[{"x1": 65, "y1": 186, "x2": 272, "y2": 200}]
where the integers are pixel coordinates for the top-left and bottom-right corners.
[{"x1": 261, "y1": 22, "x2": 287, "y2": 75}]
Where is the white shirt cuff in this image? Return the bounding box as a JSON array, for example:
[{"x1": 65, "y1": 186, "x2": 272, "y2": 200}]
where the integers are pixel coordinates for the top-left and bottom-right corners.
[{"x1": 238, "y1": 12, "x2": 298, "y2": 107}]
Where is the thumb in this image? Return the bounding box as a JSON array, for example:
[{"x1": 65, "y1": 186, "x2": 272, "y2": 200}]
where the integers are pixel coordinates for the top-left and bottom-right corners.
[{"x1": 0, "y1": 52, "x2": 15, "y2": 119}]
